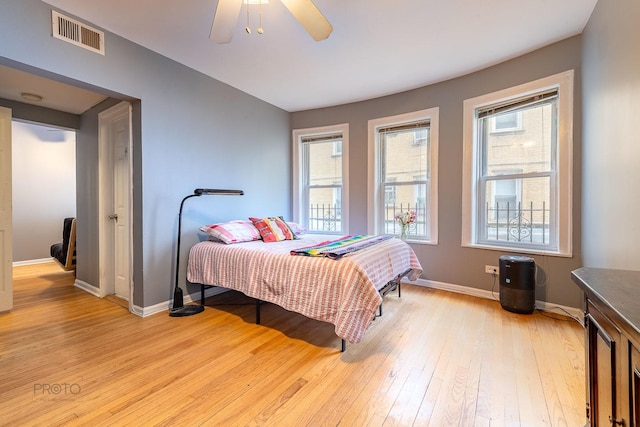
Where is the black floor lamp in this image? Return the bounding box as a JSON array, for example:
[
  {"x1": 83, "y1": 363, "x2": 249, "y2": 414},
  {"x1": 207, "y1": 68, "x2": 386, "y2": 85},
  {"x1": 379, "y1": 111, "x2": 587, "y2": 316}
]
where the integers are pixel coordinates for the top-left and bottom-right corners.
[{"x1": 169, "y1": 188, "x2": 244, "y2": 317}]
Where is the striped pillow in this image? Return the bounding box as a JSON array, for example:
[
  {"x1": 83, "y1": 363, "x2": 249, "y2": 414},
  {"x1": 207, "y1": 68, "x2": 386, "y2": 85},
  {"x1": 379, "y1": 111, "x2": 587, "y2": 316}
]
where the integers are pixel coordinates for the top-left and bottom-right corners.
[
  {"x1": 199, "y1": 220, "x2": 260, "y2": 244},
  {"x1": 287, "y1": 222, "x2": 307, "y2": 236},
  {"x1": 249, "y1": 217, "x2": 296, "y2": 243}
]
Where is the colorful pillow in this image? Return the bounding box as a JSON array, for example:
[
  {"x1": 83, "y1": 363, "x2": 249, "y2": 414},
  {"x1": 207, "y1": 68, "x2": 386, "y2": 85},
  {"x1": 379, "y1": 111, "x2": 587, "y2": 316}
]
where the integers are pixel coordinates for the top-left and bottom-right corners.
[
  {"x1": 287, "y1": 222, "x2": 307, "y2": 236},
  {"x1": 249, "y1": 216, "x2": 296, "y2": 243},
  {"x1": 199, "y1": 220, "x2": 260, "y2": 244}
]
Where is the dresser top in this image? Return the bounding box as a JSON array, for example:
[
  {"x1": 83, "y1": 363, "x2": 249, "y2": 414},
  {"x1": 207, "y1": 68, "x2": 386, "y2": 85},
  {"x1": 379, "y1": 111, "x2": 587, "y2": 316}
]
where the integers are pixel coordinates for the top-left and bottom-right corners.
[{"x1": 572, "y1": 267, "x2": 640, "y2": 340}]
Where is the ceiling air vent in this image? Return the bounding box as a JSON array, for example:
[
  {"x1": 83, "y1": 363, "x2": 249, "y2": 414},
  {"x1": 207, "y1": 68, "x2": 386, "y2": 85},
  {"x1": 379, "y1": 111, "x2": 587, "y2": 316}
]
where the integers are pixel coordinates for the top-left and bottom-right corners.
[{"x1": 51, "y1": 10, "x2": 105, "y2": 55}]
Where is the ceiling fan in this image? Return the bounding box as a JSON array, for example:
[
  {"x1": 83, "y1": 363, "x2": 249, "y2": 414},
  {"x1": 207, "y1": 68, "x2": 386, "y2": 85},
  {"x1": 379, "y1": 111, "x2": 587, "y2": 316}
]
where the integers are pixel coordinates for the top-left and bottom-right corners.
[{"x1": 210, "y1": 0, "x2": 333, "y2": 44}]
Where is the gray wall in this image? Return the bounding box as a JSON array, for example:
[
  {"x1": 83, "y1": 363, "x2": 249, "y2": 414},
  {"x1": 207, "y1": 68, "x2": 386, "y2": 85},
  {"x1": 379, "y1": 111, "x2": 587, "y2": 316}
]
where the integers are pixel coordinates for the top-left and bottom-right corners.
[
  {"x1": 0, "y1": 98, "x2": 81, "y2": 130},
  {"x1": 11, "y1": 120, "x2": 76, "y2": 262},
  {"x1": 1, "y1": 0, "x2": 291, "y2": 308},
  {"x1": 292, "y1": 36, "x2": 584, "y2": 308},
  {"x1": 581, "y1": 0, "x2": 640, "y2": 270}
]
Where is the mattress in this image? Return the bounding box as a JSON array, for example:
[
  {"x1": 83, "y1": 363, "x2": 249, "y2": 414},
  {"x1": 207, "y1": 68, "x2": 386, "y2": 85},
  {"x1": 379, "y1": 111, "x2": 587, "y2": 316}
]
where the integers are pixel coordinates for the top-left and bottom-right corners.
[{"x1": 187, "y1": 234, "x2": 423, "y2": 343}]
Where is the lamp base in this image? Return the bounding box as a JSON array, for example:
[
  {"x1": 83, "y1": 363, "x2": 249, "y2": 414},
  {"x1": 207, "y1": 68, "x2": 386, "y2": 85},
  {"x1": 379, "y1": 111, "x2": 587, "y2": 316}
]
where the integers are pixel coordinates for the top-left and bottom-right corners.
[{"x1": 169, "y1": 304, "x2": 205, "y2": 317}]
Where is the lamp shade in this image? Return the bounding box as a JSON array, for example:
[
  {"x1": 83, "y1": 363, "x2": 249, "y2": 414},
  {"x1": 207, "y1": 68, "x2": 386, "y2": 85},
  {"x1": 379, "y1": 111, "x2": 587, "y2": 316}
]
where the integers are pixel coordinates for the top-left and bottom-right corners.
[{"x1": 194, "y1": 188, "x2": 244, "y2": 196}]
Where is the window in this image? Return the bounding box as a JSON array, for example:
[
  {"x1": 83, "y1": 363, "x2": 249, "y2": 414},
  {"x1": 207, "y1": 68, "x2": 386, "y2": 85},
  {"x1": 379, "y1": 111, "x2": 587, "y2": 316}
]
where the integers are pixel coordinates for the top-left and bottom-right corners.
[
  {"x1": 490, "y1": 111, "x2": 523, "y2": 133},
  {"x1": 384, "y1": 178, "x2": 397, "y2": 205},
  {"x1": 413, "y1": 128, "x2": 428, "y2": 145},
  {"x1": 462, "y1": 70, "x2": 574, "y2": 255},
  {"x1": 332, "y1": 140, "x2": 342, "y2": 156},
  {"x1": 292, "y1": 124, "x2": 349, "y2": 234},
  {"x1": 491, "y1": 170, "x2": 521, "y2": 221},
  {"x1": 368, "y1": 108, "x2": 439, "y2": 243}
]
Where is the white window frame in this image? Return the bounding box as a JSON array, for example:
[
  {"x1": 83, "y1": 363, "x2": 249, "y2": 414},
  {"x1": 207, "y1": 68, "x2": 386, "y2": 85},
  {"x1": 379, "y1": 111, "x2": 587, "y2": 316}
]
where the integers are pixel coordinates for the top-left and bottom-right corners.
[
  {"x1": 462, "y1": 70, "x2": 573, "y2": 256},
  {"x1": 368, "y1": 108, "x2": 439, "y2": 244},
  {"x1": 292, "y1": 123, "x2": 349, "y2": 234}
]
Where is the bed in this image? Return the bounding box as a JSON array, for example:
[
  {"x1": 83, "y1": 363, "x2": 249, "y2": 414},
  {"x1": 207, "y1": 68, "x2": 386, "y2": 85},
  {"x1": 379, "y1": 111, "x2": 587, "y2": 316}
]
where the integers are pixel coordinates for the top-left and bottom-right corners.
[{"x1": 187, "y1": 233, "x2": 423, "y2": 349}]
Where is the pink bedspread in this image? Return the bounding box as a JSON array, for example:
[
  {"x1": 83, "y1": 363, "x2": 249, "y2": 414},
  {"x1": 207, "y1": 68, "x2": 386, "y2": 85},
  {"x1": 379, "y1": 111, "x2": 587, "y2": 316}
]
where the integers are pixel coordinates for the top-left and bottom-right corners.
[{"x1": 187, "y1": 234, "x2": 423, "y2": 344}]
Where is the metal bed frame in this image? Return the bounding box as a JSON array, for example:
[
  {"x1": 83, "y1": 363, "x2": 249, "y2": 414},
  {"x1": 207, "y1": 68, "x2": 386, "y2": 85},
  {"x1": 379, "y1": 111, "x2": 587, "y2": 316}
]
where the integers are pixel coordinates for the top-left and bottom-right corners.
[{"x1": 199, "y1": 268, "x2": 411, "y2": 352}]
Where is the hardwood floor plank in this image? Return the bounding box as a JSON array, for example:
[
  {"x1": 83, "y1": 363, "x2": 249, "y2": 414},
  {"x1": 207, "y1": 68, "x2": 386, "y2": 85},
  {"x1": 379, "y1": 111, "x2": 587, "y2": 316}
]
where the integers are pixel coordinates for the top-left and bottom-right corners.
[
  {"x1": 511, "y1": 314, "x2": 551, "y2": 425},
  {"x1": 532, "y1": 312, "x2": 585, "y2": 426},
  {"x1": 326, "y1": 288, "x2": 448, "y2": 426},
  {"x1": 423, "y1": 294, "x2": 484, "y2": 426},
  {"x1": 1, "y1": 263, "x2": 586, "y2": 426},
  {"x1": 315, "y1": 292, "x2": 434, "y2": 425}
]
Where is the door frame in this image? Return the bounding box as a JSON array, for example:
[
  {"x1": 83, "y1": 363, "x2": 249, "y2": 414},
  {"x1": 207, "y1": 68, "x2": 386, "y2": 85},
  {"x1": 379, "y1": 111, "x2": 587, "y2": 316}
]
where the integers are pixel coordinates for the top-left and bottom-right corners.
[
  {"x1": 98, "y1": 101, "x2": 133, "y2": 309},
  {"x1": 0, "y1": 106, "x2": 12, "y2": 312}
]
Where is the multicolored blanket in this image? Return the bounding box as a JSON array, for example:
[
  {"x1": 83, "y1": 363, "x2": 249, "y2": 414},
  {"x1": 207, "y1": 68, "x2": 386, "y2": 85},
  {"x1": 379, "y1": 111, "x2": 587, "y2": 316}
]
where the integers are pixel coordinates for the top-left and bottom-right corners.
[{"x1": 290, "y1": 234, "x2": 393, "y2": 260}]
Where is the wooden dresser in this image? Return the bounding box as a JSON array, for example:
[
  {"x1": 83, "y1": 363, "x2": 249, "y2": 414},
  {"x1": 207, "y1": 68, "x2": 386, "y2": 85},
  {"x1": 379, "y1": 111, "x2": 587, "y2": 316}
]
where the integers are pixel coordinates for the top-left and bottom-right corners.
[{"x1": 572, "y1": 267, "x2": 640, "y2": 427}]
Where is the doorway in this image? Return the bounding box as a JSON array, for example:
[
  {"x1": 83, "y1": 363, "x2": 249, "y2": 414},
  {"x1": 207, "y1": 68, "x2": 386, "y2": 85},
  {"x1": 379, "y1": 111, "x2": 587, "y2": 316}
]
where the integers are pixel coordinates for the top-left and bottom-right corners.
[
  {"x1": 98, "y1": 102, "x2": 133, "y2": 307},
  {"x1": 0, "y1": 64, "x2": 136, "y2": 313},
  {"x1": 12, "y1": 121, "x2": 76, "y2": 264}
]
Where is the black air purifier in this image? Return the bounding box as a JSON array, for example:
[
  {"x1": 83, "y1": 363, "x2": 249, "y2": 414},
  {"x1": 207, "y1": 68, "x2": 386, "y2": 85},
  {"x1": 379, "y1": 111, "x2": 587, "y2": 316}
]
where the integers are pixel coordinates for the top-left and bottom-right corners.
[{"x1": 499, "y1": 255, "x2": 535, "y2": 314}]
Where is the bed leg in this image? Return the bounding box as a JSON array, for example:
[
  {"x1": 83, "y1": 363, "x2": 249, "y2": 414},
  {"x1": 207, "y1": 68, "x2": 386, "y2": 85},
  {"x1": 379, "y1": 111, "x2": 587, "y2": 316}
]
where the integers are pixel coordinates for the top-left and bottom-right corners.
[
  {"x1": 255, "y1": 300, "x2": 261, "y2": 324},
  {"x1": 341, "y1": 339, "x2": 346, "y2": 352},
  {"x1": 398, "y1": 281, "x2": 402, "y2": 298},
  {"x1": 379, "y1": 304, "x2": 383, "y2": 317},
  {"x1": 201, "y1": 284, "x2": 206, "y2": 306}
]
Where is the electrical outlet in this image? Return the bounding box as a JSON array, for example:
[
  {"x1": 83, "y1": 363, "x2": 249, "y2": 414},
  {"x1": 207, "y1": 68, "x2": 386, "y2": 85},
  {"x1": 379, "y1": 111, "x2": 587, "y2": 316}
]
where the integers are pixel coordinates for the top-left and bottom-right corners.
[{"x1": 485, "y1": 265, "x2": 498, "y2": 274}]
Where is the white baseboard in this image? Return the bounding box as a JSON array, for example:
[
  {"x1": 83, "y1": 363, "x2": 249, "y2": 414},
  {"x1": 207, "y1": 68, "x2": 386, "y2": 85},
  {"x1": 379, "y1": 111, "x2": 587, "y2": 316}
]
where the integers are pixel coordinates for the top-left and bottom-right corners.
[
  {"x1": 404, "y1": 277, "x2": 583, "y2": 323},
  {"x1": 74, "y1": 279, "x2": 101, "y2": 297},
  {"x1": 75, "y1": 279, "x2": 143, "y2": 316},
  {"x1": 73, "y1": 278, "x2": 228, "y2": 318},
  {"x1": 135, "y1": 286, "x2": 230, "y2": 318},
  {"x1": 133, "y1": 301, "x2": 163, "y2": 317},
  {"x1": 13, "y1": 258, "x2": 55, "y2": 267}
]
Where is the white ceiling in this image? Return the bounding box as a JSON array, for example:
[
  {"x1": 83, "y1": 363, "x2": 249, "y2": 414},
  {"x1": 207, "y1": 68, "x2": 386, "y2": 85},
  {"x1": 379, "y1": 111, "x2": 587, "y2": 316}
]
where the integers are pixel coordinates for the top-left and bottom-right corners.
[{"x1": 10, "y1": 0, "x2": 598, "y2": 114}]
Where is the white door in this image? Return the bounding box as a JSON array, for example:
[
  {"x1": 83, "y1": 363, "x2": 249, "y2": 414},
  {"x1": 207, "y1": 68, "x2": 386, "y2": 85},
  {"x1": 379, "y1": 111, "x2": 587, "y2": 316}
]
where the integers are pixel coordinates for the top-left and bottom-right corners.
[
  {"x1": 0, "y1": 107, "x2": 12, "y2": 312},
  {"x1": 98, "y1": 102, "x2": 132, "y2": 303}
]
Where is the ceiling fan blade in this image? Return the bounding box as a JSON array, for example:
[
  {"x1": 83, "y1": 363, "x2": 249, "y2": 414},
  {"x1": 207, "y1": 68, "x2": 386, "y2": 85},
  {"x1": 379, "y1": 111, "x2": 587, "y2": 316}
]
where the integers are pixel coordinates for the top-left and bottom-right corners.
[
  {"x1": 210, "y1": 0, "x2": 243, "y2": 44},
  {"x1": 280, "y1": 0, "x2": 333, "y2": 41}
]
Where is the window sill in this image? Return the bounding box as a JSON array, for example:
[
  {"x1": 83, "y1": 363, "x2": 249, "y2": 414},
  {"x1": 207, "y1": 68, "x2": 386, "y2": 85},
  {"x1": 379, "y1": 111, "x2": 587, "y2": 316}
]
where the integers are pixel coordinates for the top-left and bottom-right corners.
[
  {"x1": 462, "y1": 242, "x2": 571, "y2": 258},
  {"x1": 393, "y1": 237, "x2": 437, "y2": 246}
]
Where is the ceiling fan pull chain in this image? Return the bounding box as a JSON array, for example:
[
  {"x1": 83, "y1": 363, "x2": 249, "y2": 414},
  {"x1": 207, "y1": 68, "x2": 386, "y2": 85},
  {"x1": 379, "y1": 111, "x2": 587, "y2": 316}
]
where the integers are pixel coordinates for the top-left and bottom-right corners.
[
  {"x1": 257, "y1": 0, "x2": 264, "y2": 34},
  {"x1": 245, "y1": 2, "x2": 251, "y2": 34}
]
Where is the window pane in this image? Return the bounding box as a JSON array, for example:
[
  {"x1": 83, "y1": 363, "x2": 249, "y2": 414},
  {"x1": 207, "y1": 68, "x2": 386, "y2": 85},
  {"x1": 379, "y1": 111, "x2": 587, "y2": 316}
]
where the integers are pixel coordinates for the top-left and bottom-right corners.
[
  {"x1": 491, "y1": 112, "x2": 522, "y2": 132},
  {"x1": 380, "y1": 126, "x2": 430, "y2": 240},
  {"x1": 333, "y1": 141, "x2": 342, "y2": 156},
  {"x1": 482, "y1": 102, "x2": 556, "y2": 176},
  {"x1": 308, "y1": 140, "x2": 342, "y2": 185},
  {"x1": 495, "y1": 113, "x2": 518, "y2": 129},
  {"x1": 414, "y1": 129, "x2": 428, "y2": 145},
  {"x1": 382, "y1": 183, "x2": 430, "y2": 239},
  {"x1": 308, "y1": 187, "x2": 341, "y2": 232},
  {"x1": 482, "y1": 176, "x2": 551, "y2": 245},
  {"x1": 383, "y1": 129, "x2": 429, "y2": 183}
]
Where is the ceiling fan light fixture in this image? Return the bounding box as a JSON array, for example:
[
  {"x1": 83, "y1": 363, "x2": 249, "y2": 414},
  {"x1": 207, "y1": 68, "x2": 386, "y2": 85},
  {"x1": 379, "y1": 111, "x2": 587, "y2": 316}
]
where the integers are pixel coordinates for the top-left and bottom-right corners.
[
  {"x1": 21, "y1": 92, "x2": 43, "y2": 102},
  {"x1": 211, "y1": 0, "x2": 331, "y2": 44}
]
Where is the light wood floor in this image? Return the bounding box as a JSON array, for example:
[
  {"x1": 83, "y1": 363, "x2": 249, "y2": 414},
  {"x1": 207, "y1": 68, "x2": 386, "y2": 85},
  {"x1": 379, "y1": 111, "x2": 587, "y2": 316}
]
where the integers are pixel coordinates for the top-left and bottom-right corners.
[{"x1": 2, "y1": 262, "x2": 586, "y2": 426}]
